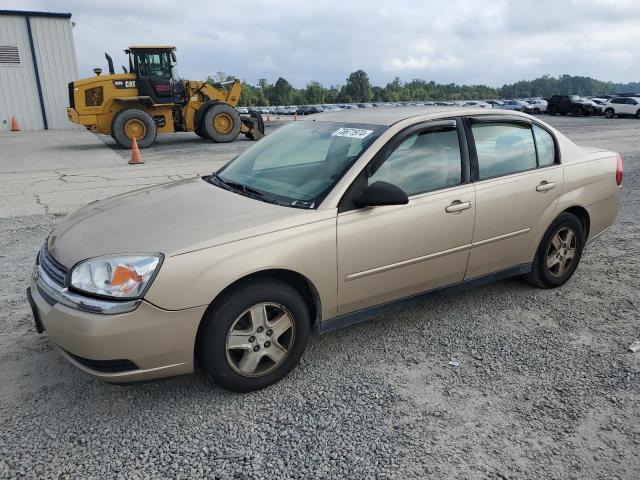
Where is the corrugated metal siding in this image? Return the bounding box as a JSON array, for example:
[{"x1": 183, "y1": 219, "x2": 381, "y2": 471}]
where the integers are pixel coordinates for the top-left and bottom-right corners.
[
  {"x1": 0, "y1": 15, "x2": 43, "y2": 131},
  {"x1": 30, "y1": 16, "x2": 78, "y2": 129}
]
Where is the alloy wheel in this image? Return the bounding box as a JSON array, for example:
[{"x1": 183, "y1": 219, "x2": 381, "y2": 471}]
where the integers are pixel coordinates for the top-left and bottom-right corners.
[
  {"x1": 546, "y1": 227, "x2": 577, "y2": 278},
  {"x1": 225, "y1": 303, "x2": 295, "y2": 377}
]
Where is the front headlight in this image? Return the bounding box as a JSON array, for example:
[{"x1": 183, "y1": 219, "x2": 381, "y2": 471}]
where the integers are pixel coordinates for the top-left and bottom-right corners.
[{"x1": 70, "y1": 254, "x2": 162, "y2": 299}]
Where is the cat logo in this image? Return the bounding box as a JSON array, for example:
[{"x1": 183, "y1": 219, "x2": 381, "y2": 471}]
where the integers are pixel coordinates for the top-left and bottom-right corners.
[{"x1": 113, "y1": 80, "x2": 136, "y2": 89}]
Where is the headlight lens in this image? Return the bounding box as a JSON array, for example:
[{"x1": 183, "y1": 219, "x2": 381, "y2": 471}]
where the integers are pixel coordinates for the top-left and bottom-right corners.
[{"x1": 70, "y1": 255, "x2": 161, "y2": 299}]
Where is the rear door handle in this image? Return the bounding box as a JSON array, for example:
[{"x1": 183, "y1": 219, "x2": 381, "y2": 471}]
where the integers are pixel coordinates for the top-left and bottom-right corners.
[
  {"x1": 445, "y1": 200, "x2": 472, "y2": 213},
  {"x1": 536, "y1": 181, "x2": 556, "y2": 192}
]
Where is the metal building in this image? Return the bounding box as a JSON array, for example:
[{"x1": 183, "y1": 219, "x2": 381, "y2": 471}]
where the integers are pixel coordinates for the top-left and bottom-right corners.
[{"x1": 0, "y1": 10, "x2": 78, "y2": 131}]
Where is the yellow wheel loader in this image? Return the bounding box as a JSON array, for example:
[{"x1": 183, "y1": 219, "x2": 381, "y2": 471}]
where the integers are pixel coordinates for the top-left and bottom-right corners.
[{"x1": 66, "y1": 46, "x2": 264, "y2": 148}]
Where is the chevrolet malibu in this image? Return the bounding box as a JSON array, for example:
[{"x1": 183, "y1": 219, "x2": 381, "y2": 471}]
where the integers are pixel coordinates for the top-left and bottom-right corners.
[{"x1": 28, "y1": 107, "x2": 622, "y2": 392}]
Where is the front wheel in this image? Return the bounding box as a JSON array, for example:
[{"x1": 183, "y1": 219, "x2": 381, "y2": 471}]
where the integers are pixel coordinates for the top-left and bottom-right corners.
[
  {"x1": 197, "y1": 279, "x2": 310, "y2": 392},
  {"x1": 604, "y1": 108, "x2": 615, "y2": 119},
  {"x1": 525, "y1": 213, "x2": 585, "y2": 289}
]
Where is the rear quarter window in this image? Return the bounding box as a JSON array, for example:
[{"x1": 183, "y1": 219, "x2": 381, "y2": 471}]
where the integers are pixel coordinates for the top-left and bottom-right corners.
[{"x1": 533, "y1": 125, "x2": 556, "y2": 167}]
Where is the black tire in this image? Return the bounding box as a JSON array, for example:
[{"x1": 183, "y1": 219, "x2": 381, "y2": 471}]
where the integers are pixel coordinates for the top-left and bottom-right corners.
[
  {"x1": 571, "y1": 106, "x2": 583, "y2": 116},
  {"x1": 111, "y1": 109, "x2": 157, "y2": 148},
  {"x1": 604, "y1": 108, "x2": 615, "y2": 119},
  {"x1": 195, "y1": 124, "x2": 210, "y2": 139},
  {"x1": 548, "y1": 106, "x2": 557, "y2": 116},
  {"x1": 525, "y1": 212, "x2": 585, "y2": 289},
  {"x1": 636, "y1": 110, "x2": 640, "y2": 119},
  {"x1": 584, "y1": 108, "x2": 592, "y2": 117},
  {"x1": 197, "y1": 278, "x2": 310, "y2": 392},
  {"x1": 243, "y1": 112, "x2": 265, "y2": 140},
  {"x1": 533, "y1": 108, "x2": 540, "y2": 114},
  {"x1": 202, "y1": 103, "x2": 241, "y2": 143}
]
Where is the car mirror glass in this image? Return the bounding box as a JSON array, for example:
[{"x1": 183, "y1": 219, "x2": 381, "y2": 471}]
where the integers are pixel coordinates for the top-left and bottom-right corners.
[{"x1": 353, "y1": 181, "x2": 409, "y2": 208}]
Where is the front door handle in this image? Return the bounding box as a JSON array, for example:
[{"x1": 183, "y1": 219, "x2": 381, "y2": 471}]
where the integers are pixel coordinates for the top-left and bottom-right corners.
[
  {"x1": 445, "y1": 200, "x2": 472, "y2": 213},
  {"x1": 536, "y1": 181, "x2": 556, "y2": 192}
]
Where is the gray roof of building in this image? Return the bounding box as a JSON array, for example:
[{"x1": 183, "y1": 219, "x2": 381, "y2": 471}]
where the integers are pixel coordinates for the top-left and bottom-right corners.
[{"x1": 0, "y1": 10, "x2": 72, "y2": 19}]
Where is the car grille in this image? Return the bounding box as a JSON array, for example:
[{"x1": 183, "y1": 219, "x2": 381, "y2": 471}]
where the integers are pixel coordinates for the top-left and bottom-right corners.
[
  {"x1": 39, "y1": 243, "x2": 68, "y2": 287},
  {"x1": 64, "y1": 350, "x2": 139, "y2": 373}
]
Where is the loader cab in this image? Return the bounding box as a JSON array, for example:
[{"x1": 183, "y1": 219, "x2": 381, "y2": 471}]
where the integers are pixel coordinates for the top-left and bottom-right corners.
[{"x1": 126, "y1": 46, "x2": 184, "y2": 104}]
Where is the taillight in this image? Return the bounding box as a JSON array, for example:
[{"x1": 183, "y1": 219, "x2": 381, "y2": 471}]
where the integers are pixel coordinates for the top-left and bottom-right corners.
[{"x1": 616, "y1": 153, "x2": 623, "y2": 186}]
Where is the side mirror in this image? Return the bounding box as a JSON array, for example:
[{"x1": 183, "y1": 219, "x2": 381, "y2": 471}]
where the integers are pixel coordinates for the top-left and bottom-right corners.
[{"x1": 353, "y1": 181, "x2": 409, "y2": 208}]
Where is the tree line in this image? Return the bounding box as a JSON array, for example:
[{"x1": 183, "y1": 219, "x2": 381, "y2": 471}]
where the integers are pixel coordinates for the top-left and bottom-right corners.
[{"x1": 206, "y1": 71, "x2": 639, "y2": 106}]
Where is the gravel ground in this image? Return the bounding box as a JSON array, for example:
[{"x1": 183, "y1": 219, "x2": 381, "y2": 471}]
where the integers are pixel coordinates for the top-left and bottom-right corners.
[{"x1": 0, "y1": 115, "x2": 638, "y2": 479}]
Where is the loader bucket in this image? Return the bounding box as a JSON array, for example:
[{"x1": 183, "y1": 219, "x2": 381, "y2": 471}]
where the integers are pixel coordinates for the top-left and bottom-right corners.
[{"x1": 241, "y1": 111, "x2": 265, "y2": 140}]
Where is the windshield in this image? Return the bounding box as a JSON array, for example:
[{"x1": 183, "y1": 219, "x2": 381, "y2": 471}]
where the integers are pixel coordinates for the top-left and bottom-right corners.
[{"x1": 214, "y1": 121, "x2": 386, "y2": 208}]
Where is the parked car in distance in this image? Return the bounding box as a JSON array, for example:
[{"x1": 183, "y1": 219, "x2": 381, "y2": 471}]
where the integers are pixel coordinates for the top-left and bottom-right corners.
[
  {"x1": 499, "y1": 100, "x2": 533, "y2": 113},
  {"x1": 463, "y1": 101, "x2": 492, "y2": 108},
  {"x1": 547, "y1": 95, "x2": 593, "y2": 116},
  {"x1": 486, "y1": 100, "x2": 505, "y2": 108},
  {"x1": 525, "y1": 99, "x2": 548, "y2": 114},
  {"x1": 580, "y1": 98, "x2": 604, "y2": 115},
  {"x1": 29, "y1": 107, "x2": 622, "y2": 392},
  {"x1": 237, "y1": 107, "x2": 249, "y2": 114},
  {"x1": 603, "y1": 97, "x2": 640, "y2": 119}
]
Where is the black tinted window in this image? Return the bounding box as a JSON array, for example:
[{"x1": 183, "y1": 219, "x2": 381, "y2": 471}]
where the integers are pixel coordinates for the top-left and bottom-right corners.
[
  {"x1": 472, "y1": 123, "x2": 537, "y2": 179},
  {"x1": 369, "y1": 127, "x2": 461, "y2": 196}
]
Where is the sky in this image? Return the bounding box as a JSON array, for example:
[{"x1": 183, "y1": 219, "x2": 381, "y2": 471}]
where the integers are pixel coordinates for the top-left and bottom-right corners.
[{"x1": 8, "y1": 0, "x2": 640, "y2": 87}]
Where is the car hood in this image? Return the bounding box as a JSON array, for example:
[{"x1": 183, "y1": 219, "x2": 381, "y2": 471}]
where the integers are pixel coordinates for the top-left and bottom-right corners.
[{"x1": 48, "y1": 177, "x2": 327, "y2": 268}]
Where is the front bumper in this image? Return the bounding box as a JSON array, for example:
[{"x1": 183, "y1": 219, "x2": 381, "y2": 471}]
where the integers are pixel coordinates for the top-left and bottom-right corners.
[
  {"x1": 66, "y1": 108, "x2": 97, "y2": 128},
  {"x1": 29, "y1": 269, "x2": 206, "y2": 383}
]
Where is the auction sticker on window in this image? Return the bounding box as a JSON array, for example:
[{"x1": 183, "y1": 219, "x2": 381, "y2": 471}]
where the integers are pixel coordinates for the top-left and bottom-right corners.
[{"x1": 331, "y1": 127, "x2": 373, "y2": 139}]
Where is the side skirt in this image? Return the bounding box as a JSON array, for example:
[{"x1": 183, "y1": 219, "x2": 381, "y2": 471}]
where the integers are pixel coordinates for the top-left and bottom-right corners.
[{"x1": 316, "y1": 264, "x2": 532, "y2": 334}]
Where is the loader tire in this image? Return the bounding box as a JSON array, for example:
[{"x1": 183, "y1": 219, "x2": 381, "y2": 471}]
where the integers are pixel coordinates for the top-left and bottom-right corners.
[
  {"x1": 244, "y1": 111, "x2": 265, "y2": 140},
  {"x1": 195, "y1": 124, "x2": 210, "y2": 140},
  {"x1": 203, "y1": 104, "x2": 241, "y2": 143},
  {"x1": 111, "y1": 109, "x2": 157, "y2": 149}
]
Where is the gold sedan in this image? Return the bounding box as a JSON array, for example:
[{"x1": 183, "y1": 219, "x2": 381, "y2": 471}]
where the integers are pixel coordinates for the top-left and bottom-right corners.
[{"x1": 28, "y1": 107, "x2": 622, "y2": 392}]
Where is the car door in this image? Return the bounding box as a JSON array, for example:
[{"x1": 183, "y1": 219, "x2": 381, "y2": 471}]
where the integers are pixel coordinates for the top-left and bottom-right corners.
[
  {"x1": 465, "y1": 116, "x2": 563, "y2": 279},
  {"x1": 624, "y1": 98, "x2": 638, "y2": 115},
  {"x1": 336, "y1": 120, "x2": 476, "y2": 315}
]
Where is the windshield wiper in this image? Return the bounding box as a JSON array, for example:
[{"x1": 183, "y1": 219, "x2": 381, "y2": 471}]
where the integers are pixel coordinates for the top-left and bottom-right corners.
[{"x1": 208, "y1": 173, "x2": 268, "y2": 201}]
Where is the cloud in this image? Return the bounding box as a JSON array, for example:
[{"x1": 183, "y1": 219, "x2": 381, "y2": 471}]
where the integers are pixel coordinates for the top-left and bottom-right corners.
[
  {"x1": 383, "y1": 55, "x2": 464, "y2": 73},
  {"x1": 9, "y1": 0, "x2": 640, "y2": 87}
]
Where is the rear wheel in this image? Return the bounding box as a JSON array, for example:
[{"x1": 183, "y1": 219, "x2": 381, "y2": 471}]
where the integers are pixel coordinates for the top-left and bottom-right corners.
[
  {"x1": 202, "y1": 103, "x2": 241, "y2": 143},
  {"x1": 525, "y1": 213, "x2": 585, "y2": 289},
  {"x1": 111, "y1": 109, "x2": 157, "y2": 148},
  {"x1": 548, "y1": 106, "x2": 557, "y2": 116},
  {"x1": 604, "y1": 108, "x2": 615, "y2": 119},
  {"x1": 572, "y1": 106, "x2": 583, "y2": 116},
  {"x1": 197, "y1": 279, "x2": 310, "y2": 392}
]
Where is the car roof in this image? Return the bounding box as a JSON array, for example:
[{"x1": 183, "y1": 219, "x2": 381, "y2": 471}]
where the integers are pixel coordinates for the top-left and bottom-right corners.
[{"x1": 302, "y1": 106, "x2": 538, "y2": 126}]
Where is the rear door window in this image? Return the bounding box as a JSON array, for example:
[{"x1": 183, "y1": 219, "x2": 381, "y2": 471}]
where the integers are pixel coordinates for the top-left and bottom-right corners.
[{"x1": 471, "y1": 123, "x2": 537, "y2": 179}]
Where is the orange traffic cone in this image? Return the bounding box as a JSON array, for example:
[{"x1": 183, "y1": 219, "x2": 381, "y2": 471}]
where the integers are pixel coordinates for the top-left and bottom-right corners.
[
  {"x1": 10, "y1": 116, "x2": 20, "y2": 131},
  {"x1": 129, "y1": 137, "x2": 143, "y2": 164}
]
